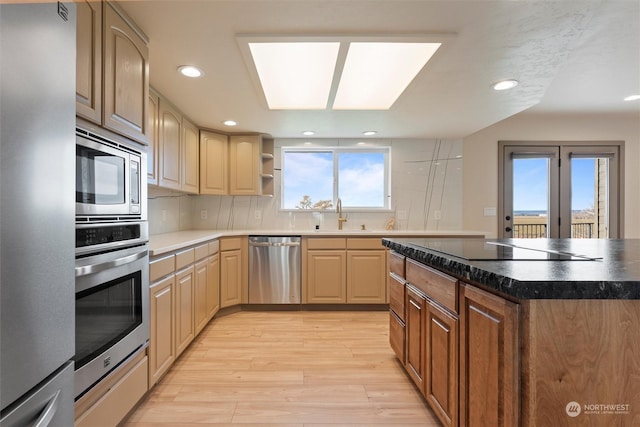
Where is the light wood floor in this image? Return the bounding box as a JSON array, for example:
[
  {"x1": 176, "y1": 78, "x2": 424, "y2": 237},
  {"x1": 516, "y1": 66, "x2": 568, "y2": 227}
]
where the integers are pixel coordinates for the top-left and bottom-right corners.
[{"x1": 123, "y1": 310, "x2": 440, "y2": 426}]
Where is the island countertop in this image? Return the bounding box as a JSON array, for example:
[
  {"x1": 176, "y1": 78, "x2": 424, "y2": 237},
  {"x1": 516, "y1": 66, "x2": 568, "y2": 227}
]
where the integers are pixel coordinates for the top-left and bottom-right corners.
[{"x1": 382, "y1": 237, "x2": 640, "y2": 299}]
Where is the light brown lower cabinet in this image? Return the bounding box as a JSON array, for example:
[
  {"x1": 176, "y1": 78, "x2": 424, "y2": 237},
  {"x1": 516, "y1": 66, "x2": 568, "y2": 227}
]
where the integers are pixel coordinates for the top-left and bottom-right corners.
[
  {"x1": 75, "y1": 350, "x2": 148, "y2": 427},
  {"x1": 175, "y1": 265, "x2": 195, "y2": 357},
  {"x1": 220, "y1": 248, "x2": 242, "y2": 308},
  {"x1": 459, "y1": 282, "x2": 519, "y2": 427},
  {"x1": 306, "y1": 249, "x2": 347, "y2": 303},
  {"x1": 149, "y1": 274, "x2": 175, "y2": 387},
  {"x1": 346, "y1": 249, "x2": 387, "y2": 303}
]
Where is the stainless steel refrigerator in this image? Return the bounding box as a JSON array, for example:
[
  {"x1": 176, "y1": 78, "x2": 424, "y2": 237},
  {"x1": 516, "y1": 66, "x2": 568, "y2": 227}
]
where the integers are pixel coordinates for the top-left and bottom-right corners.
[{"x1": 1, "y1": 2, "x2": 76, "y2": 425}]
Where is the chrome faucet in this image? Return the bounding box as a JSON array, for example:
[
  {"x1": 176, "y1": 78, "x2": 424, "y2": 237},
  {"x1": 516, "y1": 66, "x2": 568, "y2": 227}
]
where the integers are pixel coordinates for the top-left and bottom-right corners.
[{"x1": 337, "y1": 198, "x2": 347, "y2": 230}]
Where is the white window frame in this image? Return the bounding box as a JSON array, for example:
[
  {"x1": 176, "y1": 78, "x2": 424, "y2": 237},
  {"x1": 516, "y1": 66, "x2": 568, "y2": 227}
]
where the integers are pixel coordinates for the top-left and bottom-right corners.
[{"x1": 281, "y1": 146, "x2": 391, "y2": 211}]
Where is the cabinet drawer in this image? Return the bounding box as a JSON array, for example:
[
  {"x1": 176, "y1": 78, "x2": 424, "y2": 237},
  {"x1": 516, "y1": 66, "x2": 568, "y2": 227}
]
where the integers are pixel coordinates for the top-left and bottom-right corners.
[
  {"x1": 220, "y1": 237, "x2": 242, "y2": 251},
  {"x1": 347, "y1": 238, "x2": 383, "y2": 250},
  {"x1": 307, "y1": 238, "x2": 346, "y2": 250},
  {"x1": 150, "y1": 254, "x2": 175, "y2": 282},
  {"x1": 389, "y1": 251, "x2": 405, "y2": 278},
  {"x1": 175, "y1": 248, "x2": 195, "y2": 270},
  {"x1": 194, "y1": 243, "x2": 209, "y2": 261},
  {"x1": 406, "y1": 259, "x2": 457, "y2": 314},
  {"x1": 75, "y1": 355, "x2": 148, "y2": 427},
  {"x1": 390, "y1": 311, "x2": 406, "y2": 365},
  {"x1": 389, "y1": 274, "x2": 406, "y2": 321},
  {"x1": 209, "y1": 240, "x2": 220, "y2": 254}
]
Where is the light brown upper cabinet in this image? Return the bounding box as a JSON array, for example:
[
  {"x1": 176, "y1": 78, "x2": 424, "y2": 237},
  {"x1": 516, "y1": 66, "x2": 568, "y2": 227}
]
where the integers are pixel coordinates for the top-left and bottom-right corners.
[
  {"x1": 76, "y1": 1, "x2": 149, "y2": 145},
  {"x1": 229, "y1": 135, "x2": 261, "y2": 195},
  {"x1": 200, "y1": 131, "x2": 229, "y2": 195},
  {"x1": 76, "y1": 0, "x2": 102, "y2": 123},
  {"x1": 181, "y1": 118, "x2": 199, "y2": 194},
  {"x1": 147, "y1": 90, "x2": 159, "y2": 186},
  {"x1": 200, "y1": 133, "x2": 274, "y2": 196},
  {"x1": 157, "y1": 99, "x2": 182, "y2": 191}
]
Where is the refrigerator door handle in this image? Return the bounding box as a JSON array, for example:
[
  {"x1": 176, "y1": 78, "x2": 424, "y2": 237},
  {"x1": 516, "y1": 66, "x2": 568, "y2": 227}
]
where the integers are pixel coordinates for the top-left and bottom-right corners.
[{"x1": 33, "y1": 390, "x2": 60, "y2": 427}]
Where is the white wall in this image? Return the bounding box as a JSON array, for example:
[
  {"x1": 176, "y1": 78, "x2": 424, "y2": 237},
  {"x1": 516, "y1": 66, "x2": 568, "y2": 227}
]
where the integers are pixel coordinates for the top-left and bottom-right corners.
[
  {"x1": 148, "y1": 138, "x2": 464, "y2": 235},
  {"x1": 463, "y1": 112, "x2": 640, "y2": 238}
]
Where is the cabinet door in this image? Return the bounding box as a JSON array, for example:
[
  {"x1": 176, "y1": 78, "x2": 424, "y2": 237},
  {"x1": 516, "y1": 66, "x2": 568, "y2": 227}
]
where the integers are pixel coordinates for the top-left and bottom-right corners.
[
  {"x1": 206, "y1": 253, "x2": 220, "y2": 320},
  {"x1": 229, "y1": 135, "x2": 260, "y2": 195},
  {"x1": 389, "y1": 310, "x2": 406, "y2": 364},
  {"x1": 200, "y1": 131, "x2": 229, "y2": 195},
  {"x1": 149, "y1": 275, "x2": 175, "y2": 387},
  {"x1": 194, "y1": 259, "x2": 208, "y2": 335},
  {"x1": 426, "y1": 301, "x2": 458, "y2": 427},
  {"x1": 103, "y1": 2, "x2": 149, "y2": 144},
  {"x1": 346, "y1": 249, "x2": 386, "y2": 303},
  {"x1": 175, "y1": 266, "x2": 195, "y2": 357},
  {"x1": 306, "y1": 250, "x2": 346, "y2": 303},
  {"x1": 406, "y1": 286, "x2": 426, "y2": 391},
  {"x1": 147, "y1": 90, "x2": 159, "y2": 186},
  {"x1": 158, "y1": 100, "x2": 182, "y2": 190},
  {"x1": 220, "y1": 249, "x2": 242, "y2": 308},
  {"x1": 460, "y1": 283, "x2": 519, "y2": 427},
  {"x1": 181, "y1": 118, "x2": 199, "y2": 194},
  {"x1": 76, "y1": 0, "x2": 102, "y2": 123}
]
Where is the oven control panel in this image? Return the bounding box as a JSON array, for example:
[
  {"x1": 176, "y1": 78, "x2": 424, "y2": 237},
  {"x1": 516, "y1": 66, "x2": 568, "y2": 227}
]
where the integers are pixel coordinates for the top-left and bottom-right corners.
[{"x1": 76, "y1": 224, "x2": 141, "y2": 248}]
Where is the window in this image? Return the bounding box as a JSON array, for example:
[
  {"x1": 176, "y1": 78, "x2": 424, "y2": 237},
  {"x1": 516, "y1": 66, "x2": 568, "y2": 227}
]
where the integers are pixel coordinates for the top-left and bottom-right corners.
[
  {"x1": 499, "y1": 141, "x2": 623, "y2": 238},
  {"x1": 282, "y1": 147, "x2": 390, "y2": 210}
]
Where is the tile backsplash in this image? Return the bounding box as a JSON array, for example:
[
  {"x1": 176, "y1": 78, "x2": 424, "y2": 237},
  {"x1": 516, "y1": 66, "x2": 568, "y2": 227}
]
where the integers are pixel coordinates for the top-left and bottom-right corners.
[{"x1": 148, "y1": 138, "x2": 462, "y2": 235}]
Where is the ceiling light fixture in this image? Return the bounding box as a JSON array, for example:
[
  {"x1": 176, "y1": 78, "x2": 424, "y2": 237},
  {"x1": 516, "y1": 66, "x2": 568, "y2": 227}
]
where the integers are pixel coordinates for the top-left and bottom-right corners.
[
  {"x1": 492, "y1": 79, "x2": 519, "y2": 91},
  {"x1": 238, "y1": 35, "x2": 453, "y2": 111},
  {"x1": 248, "y1": 42, "x2": 340, "y2": 109},
  {"x1": 223, "y1": 120, "x2": 238, "y2": 126},
  {"x1": 302, "y1": 131, "x2": 315, "y2": 136},
  {"x1": 362, "y1": 131, "x2": 377, "y2": 136},
  {"x1": 333, "y1": 42, "x2": 441, "y2": 110},
  {"x1": 624, "y1": 94, "x2": 640, "y2": 101},
  {"x1": 177, "y1": 65, "x2": 204, "y2": 78}
]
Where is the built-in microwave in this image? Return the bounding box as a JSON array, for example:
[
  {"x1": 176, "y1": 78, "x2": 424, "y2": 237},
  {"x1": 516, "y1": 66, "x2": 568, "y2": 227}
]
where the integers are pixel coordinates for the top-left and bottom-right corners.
[{"x1": 76, "y1": 126, "x2": 147, "y2": 220}]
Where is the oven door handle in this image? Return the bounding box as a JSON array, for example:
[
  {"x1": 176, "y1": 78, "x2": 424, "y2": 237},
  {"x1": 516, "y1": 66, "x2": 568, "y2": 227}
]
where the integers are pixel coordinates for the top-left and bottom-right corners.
[{"x1": 75, "y1": 249, "x2": 148, "y2": 277}]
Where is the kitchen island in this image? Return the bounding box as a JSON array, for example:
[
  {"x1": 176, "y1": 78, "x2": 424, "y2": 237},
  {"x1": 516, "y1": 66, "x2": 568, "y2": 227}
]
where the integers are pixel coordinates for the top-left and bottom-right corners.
[{"x1": 382, "y1": 237, "x2": 640, "y2": 427}]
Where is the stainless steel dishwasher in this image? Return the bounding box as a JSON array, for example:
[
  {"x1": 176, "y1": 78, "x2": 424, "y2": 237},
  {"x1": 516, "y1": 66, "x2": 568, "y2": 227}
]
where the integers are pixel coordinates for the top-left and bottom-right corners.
[{"x1": 248, "y1": 236, "x2": 301, "y2": 304}]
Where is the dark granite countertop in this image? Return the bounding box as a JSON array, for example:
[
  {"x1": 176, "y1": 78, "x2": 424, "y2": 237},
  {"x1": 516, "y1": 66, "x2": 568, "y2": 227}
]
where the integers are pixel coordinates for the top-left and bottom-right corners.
[{"x1": 382, "y1": 238, "x2": 640, "y2": 300}]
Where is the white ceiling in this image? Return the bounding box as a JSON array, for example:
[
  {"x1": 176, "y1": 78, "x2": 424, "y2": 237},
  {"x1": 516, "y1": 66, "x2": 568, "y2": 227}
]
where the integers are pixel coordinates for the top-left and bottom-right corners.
[{"x1": 120, "y1": 0, "x2": 640, "y2": 139}]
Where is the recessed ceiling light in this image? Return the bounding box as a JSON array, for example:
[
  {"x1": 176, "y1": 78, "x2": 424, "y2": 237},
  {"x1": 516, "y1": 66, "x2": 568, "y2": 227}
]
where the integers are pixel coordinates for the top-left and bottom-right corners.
[
  {"x1": 249, "y1": 42, "x2": 339, "y2": 109},
  {"x1": 304, "y1": 142, "x2": 313, "y2": 145},
  {"x1": 177, "y1": 65, "x2": 204, "y2": 78},
  {"x1": 624, "y1": 94, "x2": 640, "y2": 101},
  {"x1": 362, "y1": 131, "x2": 377, "y2": 136},
  {"x1": 302, "y1": 131, "x2": 315, "y2": 136},
  {"x1": 492, "y1": 79, "x2": 519, "y2": 91},
  {"x1": 357, "y1": 142, "x2": 367, "y2": 145},
  {"x1": 333, "y1": 42, "x2": 441, "y2": 110},
  {"x1": 223, "y1": 120, "x2": 237, "y2": 126}
]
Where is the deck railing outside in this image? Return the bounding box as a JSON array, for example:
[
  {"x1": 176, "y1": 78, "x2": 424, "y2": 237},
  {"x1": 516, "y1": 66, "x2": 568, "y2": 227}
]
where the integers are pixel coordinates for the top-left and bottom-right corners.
[{"x1": 513, "y1": 217, "x2": 596, "y2": 238}]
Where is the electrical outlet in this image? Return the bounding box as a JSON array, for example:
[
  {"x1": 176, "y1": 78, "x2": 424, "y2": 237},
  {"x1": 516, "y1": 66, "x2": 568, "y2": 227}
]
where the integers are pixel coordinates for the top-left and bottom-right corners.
[
  {"x1": 200, "y1": 210, "x2": 208, "y2": 220},
  {"x1": 254, "y1": 210, "x2": 262, "y2": 220},
  {"x1": 434, "y1": 210, "x2": 442, "y2": 220}
]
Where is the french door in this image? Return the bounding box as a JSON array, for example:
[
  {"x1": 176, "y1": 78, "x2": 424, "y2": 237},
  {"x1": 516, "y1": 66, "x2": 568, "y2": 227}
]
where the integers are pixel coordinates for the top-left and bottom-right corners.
[{"x1": 499, "y1": 142, "x2": 622, "y2": 239}]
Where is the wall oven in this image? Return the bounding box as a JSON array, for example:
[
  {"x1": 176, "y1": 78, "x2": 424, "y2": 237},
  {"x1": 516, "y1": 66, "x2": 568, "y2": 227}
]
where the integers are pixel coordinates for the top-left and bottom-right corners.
[
  {"x1": 76, "y1": 125, "x2": 146, "y2": 220},
  {"x1": 74, "y1": 222, "x2": 149, "y2": 399}
]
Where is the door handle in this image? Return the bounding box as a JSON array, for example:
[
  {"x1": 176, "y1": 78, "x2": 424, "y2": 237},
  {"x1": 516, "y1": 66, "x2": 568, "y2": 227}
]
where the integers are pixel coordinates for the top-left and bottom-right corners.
[
  {"x1": 75, "y1": 249, "x2": 147, "y2": 277},
  {"x1": 505, "y1": 227, "x2": 512, "y2": 232},
  {"x1": 33, "y1": 390, "x2": 60, "y2": 427}
]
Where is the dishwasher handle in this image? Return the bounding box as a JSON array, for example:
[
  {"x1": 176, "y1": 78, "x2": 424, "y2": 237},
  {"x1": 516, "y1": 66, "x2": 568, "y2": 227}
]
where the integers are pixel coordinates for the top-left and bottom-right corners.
[{"x1": 249, "y1": 241, "x2": 300, "y2": 247}]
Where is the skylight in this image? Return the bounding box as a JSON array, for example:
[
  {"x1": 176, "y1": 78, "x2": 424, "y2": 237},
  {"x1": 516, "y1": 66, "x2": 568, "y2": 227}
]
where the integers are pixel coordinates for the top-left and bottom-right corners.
[
  {"x1": 333, "y1": 42, "x2": 441, "y2": 110},
  {"x1": 239, "y1": 35, "x2": 448, "y2": 111},
  {"x1": 248, "y1": 42, "x2": 340, "y2": 110}
]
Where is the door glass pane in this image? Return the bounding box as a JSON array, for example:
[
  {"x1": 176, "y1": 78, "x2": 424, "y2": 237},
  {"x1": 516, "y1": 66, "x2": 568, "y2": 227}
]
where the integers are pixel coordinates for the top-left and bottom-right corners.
[
  {"x1": 571, "y1": 157, "x2": 608, "y2": 238},
  {"x1": 513, "y1": 158, "x2": 550, "y2": 238}
]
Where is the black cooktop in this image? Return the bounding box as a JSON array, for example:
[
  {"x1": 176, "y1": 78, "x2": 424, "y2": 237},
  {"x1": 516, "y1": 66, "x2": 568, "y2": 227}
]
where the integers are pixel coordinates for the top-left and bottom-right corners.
[{"x1": 418, "y1": 239, "x2": 601, "y2": 261}]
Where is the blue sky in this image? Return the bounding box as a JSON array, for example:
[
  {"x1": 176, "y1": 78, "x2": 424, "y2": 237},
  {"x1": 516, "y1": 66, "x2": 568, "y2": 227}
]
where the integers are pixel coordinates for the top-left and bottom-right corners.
[
  {"x1": 513, "y1": 158, "x2": 595, "y2": 212},
  {"x1": 282, "y1": 150, "x2": 385, "y2": 209}
]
